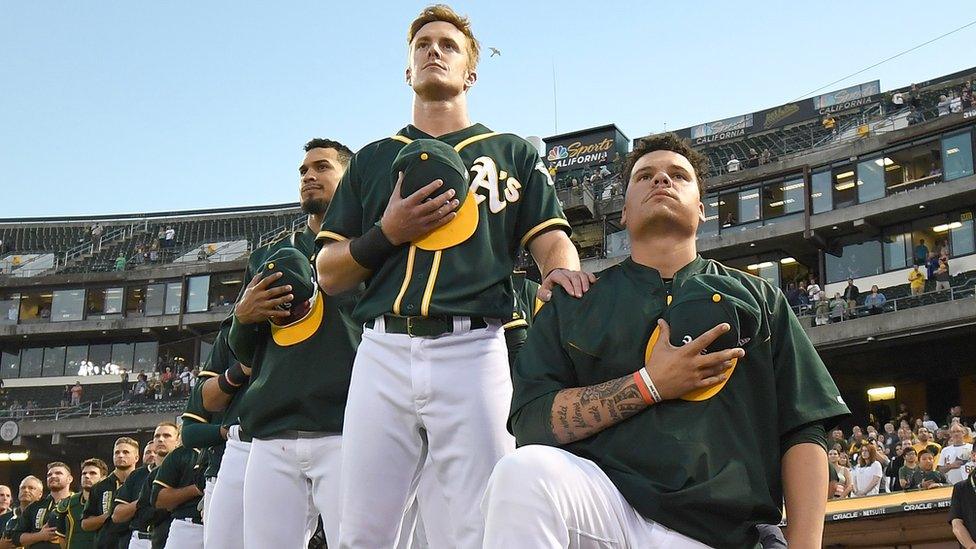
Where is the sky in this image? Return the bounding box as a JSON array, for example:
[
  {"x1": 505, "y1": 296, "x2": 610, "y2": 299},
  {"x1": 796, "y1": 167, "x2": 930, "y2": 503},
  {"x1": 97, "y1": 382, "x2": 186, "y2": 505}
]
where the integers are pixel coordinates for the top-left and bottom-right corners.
[{"x1": 2, "y1": 1, "x2": 975, "y2": 218}]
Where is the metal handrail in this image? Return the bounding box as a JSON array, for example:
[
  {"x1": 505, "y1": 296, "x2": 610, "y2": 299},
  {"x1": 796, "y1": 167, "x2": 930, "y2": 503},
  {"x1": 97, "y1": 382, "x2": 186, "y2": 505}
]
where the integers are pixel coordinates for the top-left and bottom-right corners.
[{"x1": 792, "y1": 280, "x2": 976, "y2": 322}]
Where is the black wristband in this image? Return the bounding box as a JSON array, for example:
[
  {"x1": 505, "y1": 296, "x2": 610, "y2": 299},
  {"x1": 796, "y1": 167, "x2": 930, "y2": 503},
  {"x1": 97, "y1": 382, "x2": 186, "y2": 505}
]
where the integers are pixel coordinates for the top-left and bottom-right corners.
[
  {"x1": 226, "y1": 362, "x2": 249, "y2": 387},
  {"x1": 216, "y1": 371, "x2": 242, "y2": 396},
  {"x1": 349, "y1": 224, "x2": 398, "y2": 271}
]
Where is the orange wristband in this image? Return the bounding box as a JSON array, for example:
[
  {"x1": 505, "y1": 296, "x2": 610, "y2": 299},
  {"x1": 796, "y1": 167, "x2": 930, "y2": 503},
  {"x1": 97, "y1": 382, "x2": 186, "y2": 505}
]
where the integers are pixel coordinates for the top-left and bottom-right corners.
[{"x1": 633, "y1": 371, "x2": 655, "y2": 405}]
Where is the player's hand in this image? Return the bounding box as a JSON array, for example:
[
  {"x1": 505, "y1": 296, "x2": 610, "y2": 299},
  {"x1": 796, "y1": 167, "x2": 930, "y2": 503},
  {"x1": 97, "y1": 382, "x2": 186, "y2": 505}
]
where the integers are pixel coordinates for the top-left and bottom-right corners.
[
  {"x1": 234, "y1": 272, "x2": 293, "y2": 325},
  {"x1": 538, "y1": 268, "x2": 597, "y2": 300},
  {"x1": 643, "y1": 319, "x2": 744, "y2": 401},
  {"x1": 37, "y1": 526, "x2": 59, "y2": 541},
  {"x1": 380, "y1": 172, "x2": 458, "y2": 246}
]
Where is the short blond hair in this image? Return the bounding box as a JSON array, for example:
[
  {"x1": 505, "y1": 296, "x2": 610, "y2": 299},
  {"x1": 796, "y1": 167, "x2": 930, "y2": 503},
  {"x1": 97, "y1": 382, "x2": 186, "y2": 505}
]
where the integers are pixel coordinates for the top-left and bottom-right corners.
[{"x1": 407, "y1": 4, "x2": 480, "y2": 72}]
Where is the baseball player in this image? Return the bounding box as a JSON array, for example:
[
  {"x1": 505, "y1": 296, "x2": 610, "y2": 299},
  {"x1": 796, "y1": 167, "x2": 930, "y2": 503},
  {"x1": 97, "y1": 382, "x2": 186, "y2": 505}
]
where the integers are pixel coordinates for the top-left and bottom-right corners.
[
  {"x1": 0, "y1": 476, "x2": 42, "y2": 546},
  {"x1": 315, "y1": 6, "x2": 589, "y2": 547},
  {"x1": 150, "y1": 443, "x2": 203, "y2": 548},
  {"x1": 224, "y1": 138, "x2": 360, "y2": 548},
  {"x1": 113, "y1": 442, "x2": 157, "y2": 549},
  {"x1": 82, "y1": 437, "x2": 140, "y2": 548},
  {"x1": 10, "y1": 462, "x2": 74, "y2": 548},
  {"x1": 136, "y1": 422, "x2": 181, "y2": 549},
  {"x1": 54, "y1": 458, "x2": 108, "y2": 549},
  {"x1": 483, "y1": 133, "x2": 852, "y2": 548}
]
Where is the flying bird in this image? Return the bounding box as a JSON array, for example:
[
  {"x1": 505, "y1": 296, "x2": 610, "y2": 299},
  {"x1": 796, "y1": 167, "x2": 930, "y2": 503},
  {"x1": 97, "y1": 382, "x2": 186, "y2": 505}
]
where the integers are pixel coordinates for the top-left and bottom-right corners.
[{"x1": 489, "y1": 47, "x2": 501, "y2": 57}]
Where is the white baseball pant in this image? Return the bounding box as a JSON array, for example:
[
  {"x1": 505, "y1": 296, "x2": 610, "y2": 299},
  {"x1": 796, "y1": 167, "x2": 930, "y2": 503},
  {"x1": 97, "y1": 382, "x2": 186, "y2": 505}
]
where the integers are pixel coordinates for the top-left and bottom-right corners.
[
  {"x1": 165, "y1": 518, "x2": 204, "y2": 549},
  {"x1": 398, "y1": 457, "x2": 455, "y2": 549},
  {"x1": 243, "y1": 433, "x2": 342, "y2": 549},
  {"x1": 338, "y1": 317, "x2": 514, "y2": 549},
  {"x1": 128, "y1": 532, "x2": 152, "y2": 549},
  {"x1": 202, "y1": 477, "x2": 215, "y2": 522},
  {"x1": 204, "y1": 426, "x2": 251, "y2": 549},
  {"x1": 482, "y1": 445, "x2": 713, "y2": 548}
]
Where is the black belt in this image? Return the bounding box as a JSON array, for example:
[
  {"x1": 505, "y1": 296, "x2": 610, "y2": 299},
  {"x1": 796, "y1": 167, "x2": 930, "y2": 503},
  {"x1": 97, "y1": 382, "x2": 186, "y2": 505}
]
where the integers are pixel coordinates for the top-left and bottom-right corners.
[
  {"x1": 367, "y1": 315, "x2": 488, "y2": 337},
  {"x1": 137, "y1": 532, "x2": 152, "y2": 540}
]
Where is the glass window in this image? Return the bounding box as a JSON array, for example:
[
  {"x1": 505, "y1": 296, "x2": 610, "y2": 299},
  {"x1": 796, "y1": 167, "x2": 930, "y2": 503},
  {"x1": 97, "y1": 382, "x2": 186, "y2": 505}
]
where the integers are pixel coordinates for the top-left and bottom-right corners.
[
  {"x1": 746, "y1": 260, "x2": 780, "y2": 288},
  {"x1": 133, "y1": 341, "x2": 158, "y2": 373},
  {"x1": 65, "y1": 346, "x2": 88, "y2": 376},
  {"x1": 200, "y1": 338, "x2": 214, "y2": 364},
  {"x1": 42, "y1": 346, "x2": 66, "y2": 377},
  {"x1": 811, "y1": 169, "x2": 833, "y2": 214},
  {"x1": 209, "y1": 273, "x2": 243, "y2": 312},
  {"x1": 126, "y1": 285, "x2": 146, "y2": 317},
  {"x1": 718, "y1": 192, "x2": 738, "y2": 228},
  {"x1": 832, "y1": 165, "x2": 857, "y2": 209},
  {"x1": 145, "y1": 284, "x2": 166, "y2": 316},
  {"x1": 763, "y1": 177, "x2": 805, "y2": 219},
  {"x1": 51, "y1": 289, "x2": 85, "y2": 322},
  {"x1": 18, "y1": 291, "x2": 53, "y2": 324},
  {"x1": 942, "y1": 131, "x2": 974, "y2": 181},
  {"x1": 911, "y1": 215, "x2": 948, "y2": 266},
  {"x1": 883, "y1": 140, "x2": 941, "y2": 194},
  {"x1": 20, "y1": 347, "x2": 43, "y2": 378},
  {"x1": 0, "y1": 292, "x2": 18, "y2": 325},
  {"x1": 87, "y1": 287, "x2": 124, "y2": 317},
  {"x1": 948, "y1": 211, "x2": 974, "y2": 257},
  {"x1": 856, "y1": 156, "x2": 885, "y2": 203},
  {"x1": 737, "y1": 187, "x2": 761, "y2": 224},
  {"x1": 88, "y1": 344, "x2": 112, "y2": 373},
  {"x1": 186, "y1": 276, "x2": 210, "y2": 313},
  {"x1": 1, "y1": 348, "x2": 20, "y2": 378},
  {"x1": 165, "y1": 282, "x2": 183, "y2": 315},
  {"x1": 882, "y1": 225, "x2": 912, "y2": 271},
  {"x1": 826, "y1": 239, "x2": 883, "y2": 283},
  {"x1": 698, "y1": 194, "x2": 720, "y2": 237},
  {"x1": 112, "y1": 343, "x2": 134, "y2": 373}
]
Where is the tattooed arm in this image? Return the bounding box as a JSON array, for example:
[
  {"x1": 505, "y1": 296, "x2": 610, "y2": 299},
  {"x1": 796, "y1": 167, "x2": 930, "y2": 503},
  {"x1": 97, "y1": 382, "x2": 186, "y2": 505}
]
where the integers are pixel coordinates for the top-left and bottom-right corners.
[{"x1": 550, "y1": 319, "x2": 745, "y2": 444}]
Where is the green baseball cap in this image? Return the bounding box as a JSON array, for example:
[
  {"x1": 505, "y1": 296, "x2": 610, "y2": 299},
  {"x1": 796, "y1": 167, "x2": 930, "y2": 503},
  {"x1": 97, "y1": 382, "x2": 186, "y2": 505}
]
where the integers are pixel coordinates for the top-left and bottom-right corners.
[
  {"x1": 645, "y1": 274, "x2": 760, "y2": 401},
  {"x1": 256, "y1": 247, "x2": 323, "y2": 347},
  {"x1": 392, "y1": 138, "x2": 478, "y2": 251}
]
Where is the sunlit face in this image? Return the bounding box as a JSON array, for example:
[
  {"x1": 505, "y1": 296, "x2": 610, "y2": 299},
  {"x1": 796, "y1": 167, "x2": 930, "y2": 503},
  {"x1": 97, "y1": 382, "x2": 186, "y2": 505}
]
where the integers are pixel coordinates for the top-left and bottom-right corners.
[
  {"x1": 80, "y1": 465, "x2": 104, "y2": 491},
  {"x1": 47, "y1": 466, "x2": 72, "y2": 492},
  {"x1": 406, "y1": 21, "x2": 476, "y2": 100},
  {"x1": 621, "y1": 150, "x2": 704, "y2": 239},
  {"x1": 299, "y1": 147, "x2": 345, "y2": 215},
  {"x1": 950, "y1": 424, "x2": 965, "y2": 444},
  {"x1": 114, "y1": 443, "x2": 138, "y2": 469},
  {"x1": 827, "y1": 449, "x2": 839, "y2": 463},
  {"x1": 18, "y1": 478, "x2": 42, "y2": 506}
]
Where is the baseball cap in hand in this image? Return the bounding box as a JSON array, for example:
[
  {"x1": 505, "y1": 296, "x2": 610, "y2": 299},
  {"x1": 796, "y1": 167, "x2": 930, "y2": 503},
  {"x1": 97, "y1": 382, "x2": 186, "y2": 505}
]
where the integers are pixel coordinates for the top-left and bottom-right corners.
[
  {"x1": 644, "y1": 274, "x2": 761, "y2": 402},
  {"x1": 256, "y1": 247, "x2": 323, "y2": 347},
  {"x1": 392, "y1": 138, "x2": 478, "y2": 251}
]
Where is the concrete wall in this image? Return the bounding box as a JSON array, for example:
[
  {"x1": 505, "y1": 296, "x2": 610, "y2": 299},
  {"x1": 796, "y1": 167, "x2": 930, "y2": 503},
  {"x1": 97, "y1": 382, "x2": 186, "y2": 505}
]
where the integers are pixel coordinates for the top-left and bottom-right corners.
[{"x1": 15, "y1": 412, "x2": 179, "y2": 439}]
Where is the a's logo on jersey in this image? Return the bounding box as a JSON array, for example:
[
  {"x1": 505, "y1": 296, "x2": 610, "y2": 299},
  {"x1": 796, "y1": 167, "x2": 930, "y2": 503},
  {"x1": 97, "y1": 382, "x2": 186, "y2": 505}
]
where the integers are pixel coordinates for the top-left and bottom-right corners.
[
  {"x1": 535, "y1": 160, "x2": 555, "y2": 186},
  {"x1": 547, "y1": 145, "x2": 569, "y2": 161},
  {"x1": 469, "y1": 156, "x2": 522, "y2": 214}
]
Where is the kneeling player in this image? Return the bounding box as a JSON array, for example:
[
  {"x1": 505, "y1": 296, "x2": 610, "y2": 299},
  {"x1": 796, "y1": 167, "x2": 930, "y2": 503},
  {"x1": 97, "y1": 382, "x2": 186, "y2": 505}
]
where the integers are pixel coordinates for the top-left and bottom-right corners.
[{"x1": 483, "y1": 134, "x2": 850, "y2": 548}]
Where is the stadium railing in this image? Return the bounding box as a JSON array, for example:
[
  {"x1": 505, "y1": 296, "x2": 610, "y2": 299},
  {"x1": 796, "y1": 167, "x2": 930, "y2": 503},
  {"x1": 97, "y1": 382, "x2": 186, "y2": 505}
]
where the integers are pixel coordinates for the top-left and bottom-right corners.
[{"x1": 793, "y1": 277, "x2": 976, "y2": 322}]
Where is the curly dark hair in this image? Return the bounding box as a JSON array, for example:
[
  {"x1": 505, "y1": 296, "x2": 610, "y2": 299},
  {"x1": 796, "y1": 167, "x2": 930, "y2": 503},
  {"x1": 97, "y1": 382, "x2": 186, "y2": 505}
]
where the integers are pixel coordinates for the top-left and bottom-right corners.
[
  {"x1": 304, "y1": 138, "x2": 353, "y2": 168},
  {"x1": 624, "y1": 133, "x2": 709, "y2": 196}
]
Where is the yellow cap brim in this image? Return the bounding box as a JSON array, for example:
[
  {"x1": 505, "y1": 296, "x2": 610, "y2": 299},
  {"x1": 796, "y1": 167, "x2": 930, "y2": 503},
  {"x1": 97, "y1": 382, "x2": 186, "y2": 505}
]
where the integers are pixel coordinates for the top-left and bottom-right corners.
[
  {"x1": 415, "y1": 192, "x2": 479, "y2": 251},
  {"x1": 270, "y1": 292, "x2": 324, "y2": 347},
  {"x1": 643, "y1": 325, "x2": 736, "y2": 402}
]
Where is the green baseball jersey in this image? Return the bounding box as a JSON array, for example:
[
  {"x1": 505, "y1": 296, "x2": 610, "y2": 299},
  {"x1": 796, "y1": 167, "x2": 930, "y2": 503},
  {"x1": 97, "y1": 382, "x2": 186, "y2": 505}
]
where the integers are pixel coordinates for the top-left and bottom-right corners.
[
  {"x1": 0, "y1": 509, "x2": 14, "y2": 540},
  {"x1": 84, "y1": 471, "x2": 128, "y2": 548},
  {"x1": 115, "y1": 464, "x2": 152, "y2": 531},
  {"x1": 318, "y1": 123, "x2": 570, "y2": 323},
  {"x1": 133, "y1": 466, "x2": 169, "y2": 549},
  {"x1": 509, "y1": 255, "x2": 850, "y2": 549},
  {"x1": 128, "y1": 465, "x2": 164, "y2": 537},
  {"x1": 181, "y1": 351, "x2": 228, "y2": 479},
  {"x1": 150, "y1": 446, "x2": 202, "y2": 522},
  {"x1": 230, "y1": 226, "x2": 362, "y2": 439},
  {"x1": 11, "y1": 493, "x2": 64, "y2": 549},
  {"x1": 53, "y1": 491, "x2": 96, "y2": 549}
]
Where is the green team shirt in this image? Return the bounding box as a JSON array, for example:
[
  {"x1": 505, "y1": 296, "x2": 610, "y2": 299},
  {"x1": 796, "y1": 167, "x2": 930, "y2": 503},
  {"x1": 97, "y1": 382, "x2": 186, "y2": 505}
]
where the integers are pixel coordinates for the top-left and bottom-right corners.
[
  {"x1": 116, "y1": 463, "x2": 153, "y2": 540},
  {"x1": 230, "y1": 227, "x2": 362, "y2": 439},
  {"x1": 53, "y1": 491, "x2": 97, "y2": 549},
  {"x1": 150, "y1": 446, "x2": 202, "y2": 522},
  {"x1": 12, "y1": 494, "x2": 65, "y2": 549},
  {"x1": 84, "y1": 472, "x2": 128, "y2": 548},
  {"x1": 510, "y1": 256, "x2": 850, "y2": 549},
  {"x1": 181, "y1": 339, "x2": 229, "y2": 479},
  {"x1": 128, "y1": 465, "x2": 164, "y2": 538},
  {"x1": 133, "y1": 467, "x2": 169, "y2": 549},
  {"x1": 318, "y1": 123, "x2": 569, "y2": 323}
]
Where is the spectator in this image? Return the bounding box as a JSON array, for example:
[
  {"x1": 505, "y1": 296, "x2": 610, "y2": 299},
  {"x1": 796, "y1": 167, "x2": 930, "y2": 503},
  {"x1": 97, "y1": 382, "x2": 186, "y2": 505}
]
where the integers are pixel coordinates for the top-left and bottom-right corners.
[
  {"x1": 759, "y1": 148, "x2": 771, "y2": 165},
  {"x1": 114, "y1": 253, "x2": 127, "y2": 271},
  {"x1": 899, "y1": 447, "x2": 924, "y2": 489},
  {"x1": 133, "y1": 373, "x2": 148, "y2": 401},
  {"x1": 130, "y1": 245, "x2": 143, "y2": 266},
  {"x1": 828, "y1": 449, "x2": 853, "y2": 498},
  {"x1": 926, "y1": 252, "x2": 940, "y2": 286},
  {"x1": 938, "y1": 423, "x2": 973, "y2": 485},
  {"x1": 938, "y1": 94, "x2": 952, "y2": 117},
  {"x1": 947, "y1": 405, "x2": 964, "y2": 428},
  {"x1": 120, "y1": 371, "x2": 130, "y2": 402},
  {"x1": 843, "y1": 278, "x2": 860, "y2": 316},
  {"x1": 853, "y1": 445, "x2": 885, "y2": 496},
  {"x1": 797, "y1": 280, "x2": 811, "y2": 313},
  {"x1": 848, "y1": 427, "x2": 866, "y2": 457},
  {"x1": 896, "y1": 404, "x2": 911, "y2": 426},
  {"x1": 726, "y1": 154, "x2": 740, "y2": 173},
  {"x1": 747, "y1": 148, "x2": 759, "y2": 168},
  {"x1": 949, "y1": 468, "x2": 976, "y2": 547},
  {"x1": 915, "y1": 239, "x2": 929, "y2": 266},
  {"x1": 148, "y1": 241, "x2": 160, "y2": 263},
  {"x1": 61, "y1": 384, "x2": 72, "y2": 407},
  {"x1": 598, "y1": 165, "x2": 611, "y2": 178},
  {"x1": 909, "y1": 83, "x2": 922, "y2": 109},
  {"x1": 179, "y1": 366, "x2": 192, "y2": 396},
  {"x1": 962, "y1": 82, "x2": 974, "y2": 110},
  {"x1": 909, "y1": 265, "x2": 926, "y2": 296},
  {"x1": 822, "y1": 115, "x2": 837, "y2": 134},
  {"x1": 829, "y1": 429, "x2": 849, "y2": 450},
  {"x1": 161, "y1": 366, "x2": 174, "y2": 397},
  {"x1": 938, "y1": 238, "x2": 951, "y2": 259},
  {"x1": 919, "y1": 450, "x2": 948, "y2": 489},
  {"x1": 914, "y1": 427, "x2": 942, "y2": 457},
  {"x1": 164, "y1": 226, "x2": 176, "y2": 248},
  {"x1": 722, "y1": 212, "x2": 736, "y2": 227},
  {"x1": 189, "y1": 367, "x2": 200, "y2": 393},
  {"x1": 891, "y1": 92, "x2": 905, "y2": 110},
  {"x1": 807, "y1": 275, "x2": 824, "y2": 304},
  {"x1": 91, "y1": 223, "x2": 104, "y2": 251},
  {"x1": 815, "y1": 298, "x2": 830, "y2": 326},
  {"x1": 935, "y1": 257, "x2": 951, "y2": 292},
  {"x1": 887, "y1": 440, "x2": 908, "y2": 492},
  {"x1": 883, "y1": 422, "x2": 899, "y2": 453},
  {"x1": 785, "y1": 283, "x2": 802, "y2": 310},
  {"x1": 156, "y1": 226, "x2": 166, "y2": 247},
  {"x1": 197, "y1": 246, "x2": 209, "y2": 262},
  {"x1": 828, "y1": 292, "x2": 846, "y2": 323},
  {"x1": 70, "y1": 381, "x2": 83, "y2": 406},
  {"x1": 907, "y1": 105, "x2": 925, "y2": 125}
]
